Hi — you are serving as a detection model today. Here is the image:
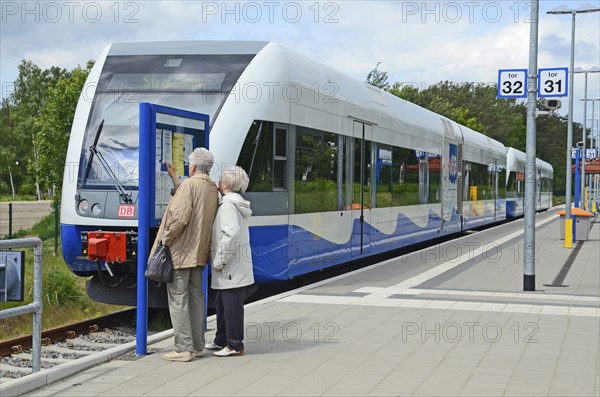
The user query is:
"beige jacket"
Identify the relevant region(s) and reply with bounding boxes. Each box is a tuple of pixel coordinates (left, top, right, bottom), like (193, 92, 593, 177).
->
(150, 173, 218, 270)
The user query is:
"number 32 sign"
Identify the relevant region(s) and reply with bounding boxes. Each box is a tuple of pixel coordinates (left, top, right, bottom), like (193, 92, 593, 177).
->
(498, 69, 527, 98)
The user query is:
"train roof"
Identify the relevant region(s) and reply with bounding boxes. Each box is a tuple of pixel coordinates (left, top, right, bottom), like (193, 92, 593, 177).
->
(108, 41, 269, 56)
(105, 40, 508, 159)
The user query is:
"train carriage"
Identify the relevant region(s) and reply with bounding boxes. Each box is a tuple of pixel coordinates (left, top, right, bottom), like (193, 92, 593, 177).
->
(61, 41, 524, 306)
(505, 147, 553, 218)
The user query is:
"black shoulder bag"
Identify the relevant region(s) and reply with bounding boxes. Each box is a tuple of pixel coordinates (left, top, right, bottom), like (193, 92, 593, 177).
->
(145, 242, 174, 283)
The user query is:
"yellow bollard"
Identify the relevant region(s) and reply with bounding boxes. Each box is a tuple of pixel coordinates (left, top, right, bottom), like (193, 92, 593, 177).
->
(564, 217, 573, 249)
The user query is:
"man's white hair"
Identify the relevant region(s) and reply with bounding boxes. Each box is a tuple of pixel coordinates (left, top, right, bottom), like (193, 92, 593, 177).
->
(222, 166, 249, 194)
(188, 147, 213, 174)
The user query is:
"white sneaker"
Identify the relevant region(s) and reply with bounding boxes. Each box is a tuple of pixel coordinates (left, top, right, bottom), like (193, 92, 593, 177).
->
(213, 346, 244, 357)
(205, 342, 224, 351)
(191, 350, 204, 357)
(162, 351, 192, 362)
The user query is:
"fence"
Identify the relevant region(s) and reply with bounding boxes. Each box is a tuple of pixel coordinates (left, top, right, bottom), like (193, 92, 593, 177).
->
(0, 201, 53, 238)
(0, 237, 44, 373)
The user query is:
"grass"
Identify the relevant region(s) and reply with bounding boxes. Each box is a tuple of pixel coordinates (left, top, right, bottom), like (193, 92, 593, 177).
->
(0, 195, 38, 202)
(0, 217, 126, 342)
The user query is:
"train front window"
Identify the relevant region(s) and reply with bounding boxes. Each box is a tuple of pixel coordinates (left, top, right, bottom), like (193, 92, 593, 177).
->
(78, 54, 254, 188)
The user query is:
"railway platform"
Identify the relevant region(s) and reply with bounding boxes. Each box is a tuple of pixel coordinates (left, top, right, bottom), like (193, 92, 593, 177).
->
(5, 208, 600, 396)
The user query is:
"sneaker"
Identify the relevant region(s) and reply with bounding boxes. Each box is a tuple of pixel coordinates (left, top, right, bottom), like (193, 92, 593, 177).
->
(162, 351, 192, 362)
(205, 342, 224, 351)
(213, 346, 244, 357)
(191, 350, 204, 357)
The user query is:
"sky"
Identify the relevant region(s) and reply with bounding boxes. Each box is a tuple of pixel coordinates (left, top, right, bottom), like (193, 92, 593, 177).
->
(1, 0, 599, 139)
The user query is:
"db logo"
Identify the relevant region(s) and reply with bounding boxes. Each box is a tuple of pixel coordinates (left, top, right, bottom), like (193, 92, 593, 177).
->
(118, 205, 135, 218)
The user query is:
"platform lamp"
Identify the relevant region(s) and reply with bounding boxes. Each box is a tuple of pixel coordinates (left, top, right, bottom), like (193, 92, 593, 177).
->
(547, 3, 600, 248)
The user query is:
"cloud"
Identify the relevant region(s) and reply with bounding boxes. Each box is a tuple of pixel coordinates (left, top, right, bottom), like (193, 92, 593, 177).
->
(1, 0, 598, 124)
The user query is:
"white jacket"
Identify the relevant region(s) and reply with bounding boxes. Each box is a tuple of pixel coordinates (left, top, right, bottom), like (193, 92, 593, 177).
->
(210, 192, 254, 290)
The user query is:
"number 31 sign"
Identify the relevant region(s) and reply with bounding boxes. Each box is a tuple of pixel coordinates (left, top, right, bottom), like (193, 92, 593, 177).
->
(538, 67, 568, 97)
(498, 69, 527, 98)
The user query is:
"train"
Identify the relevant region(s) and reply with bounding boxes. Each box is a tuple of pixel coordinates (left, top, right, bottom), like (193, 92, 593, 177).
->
(60, 41, 553, 306)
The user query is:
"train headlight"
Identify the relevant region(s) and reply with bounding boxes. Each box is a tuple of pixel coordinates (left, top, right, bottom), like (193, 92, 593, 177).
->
(78, 200, 90, 214)
(91, 203, 102, 216)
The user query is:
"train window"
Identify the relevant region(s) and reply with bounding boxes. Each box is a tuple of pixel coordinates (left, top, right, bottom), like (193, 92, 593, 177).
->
(237, 121, 274, 192)
(295, 127, 341, 214)
(466, 162, 493, 201)
(497, 168, 506, 199)
(79, 54, 255, 189)
(375, 145, 394, 208)
(428, 156, 441, 204)
(391, 147, 422, 206)
(274, 125, 287, 190)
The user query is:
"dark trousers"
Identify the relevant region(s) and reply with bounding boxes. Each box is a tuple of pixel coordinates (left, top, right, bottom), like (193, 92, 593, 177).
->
(214, 287, 246, 352)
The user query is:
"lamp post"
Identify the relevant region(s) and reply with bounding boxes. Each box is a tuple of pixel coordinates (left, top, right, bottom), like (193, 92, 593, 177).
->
(547, 3, 600, 247)
(576, 68, 600, 210)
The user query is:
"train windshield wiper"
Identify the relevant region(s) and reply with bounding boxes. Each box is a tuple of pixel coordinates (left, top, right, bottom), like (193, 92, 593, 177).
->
(82, 120, 132, 203)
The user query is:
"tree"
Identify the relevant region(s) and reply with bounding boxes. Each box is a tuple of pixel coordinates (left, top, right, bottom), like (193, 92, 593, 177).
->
(366, 62, 390, 91)
(34, 62, 93, 204)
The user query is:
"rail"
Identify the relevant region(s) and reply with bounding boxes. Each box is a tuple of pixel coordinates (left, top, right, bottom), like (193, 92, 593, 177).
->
(0, 237, 43, 373)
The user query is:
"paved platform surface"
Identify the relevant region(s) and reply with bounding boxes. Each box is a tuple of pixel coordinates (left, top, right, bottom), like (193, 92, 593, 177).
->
(15, 209, 600, 396)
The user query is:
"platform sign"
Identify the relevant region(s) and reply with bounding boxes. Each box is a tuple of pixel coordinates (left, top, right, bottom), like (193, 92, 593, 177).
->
(498, 69, 527, 98)
(586, 148, 598, 159)
(538, 67, 568, 98)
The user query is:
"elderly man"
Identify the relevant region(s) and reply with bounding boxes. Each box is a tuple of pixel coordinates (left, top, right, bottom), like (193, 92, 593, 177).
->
(150, 147, 218, 362)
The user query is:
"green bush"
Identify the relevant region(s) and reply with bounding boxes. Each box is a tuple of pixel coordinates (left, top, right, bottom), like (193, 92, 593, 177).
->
(44, 268, 87, 307)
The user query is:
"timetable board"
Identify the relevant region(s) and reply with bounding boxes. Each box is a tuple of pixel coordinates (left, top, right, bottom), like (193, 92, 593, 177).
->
(154, 121, 203, 220)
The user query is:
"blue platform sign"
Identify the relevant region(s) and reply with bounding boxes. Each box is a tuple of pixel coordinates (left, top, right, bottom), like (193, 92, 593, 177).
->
(538, 67, 568, 98)
(498, 69, 527, 98)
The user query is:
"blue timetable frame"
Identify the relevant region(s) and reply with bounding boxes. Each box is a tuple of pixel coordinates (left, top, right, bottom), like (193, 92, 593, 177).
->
(137, 103, 210, 355)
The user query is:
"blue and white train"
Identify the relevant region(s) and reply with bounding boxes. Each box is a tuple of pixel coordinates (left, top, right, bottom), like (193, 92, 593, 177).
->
(60, 41, 552, 306)
(505, 148, 554, 218)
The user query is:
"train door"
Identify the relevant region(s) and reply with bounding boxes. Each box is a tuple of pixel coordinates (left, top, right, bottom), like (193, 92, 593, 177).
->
(491, 159, 499, 220)
(349, 120, 372, 256)
(441, 120, 462, 234)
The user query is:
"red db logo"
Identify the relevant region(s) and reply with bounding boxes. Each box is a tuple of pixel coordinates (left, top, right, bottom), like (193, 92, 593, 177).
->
(118, 205, 135, 218)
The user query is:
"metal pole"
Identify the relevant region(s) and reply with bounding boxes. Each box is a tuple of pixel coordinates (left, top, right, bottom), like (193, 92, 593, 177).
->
(523, 0, 539, 291)
(581, 72, 588, 209)
(8, 165, 15, 200)
(137, 103, 151, 355)
(8, 202, 12, 239)
(563, 11, 576, 248)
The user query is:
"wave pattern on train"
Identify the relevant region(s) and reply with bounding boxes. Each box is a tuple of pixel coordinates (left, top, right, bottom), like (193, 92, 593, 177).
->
(60, 41, 553, 306)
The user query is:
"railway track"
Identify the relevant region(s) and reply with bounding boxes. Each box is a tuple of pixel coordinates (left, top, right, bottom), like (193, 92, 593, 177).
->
(0, 309, 138, 380)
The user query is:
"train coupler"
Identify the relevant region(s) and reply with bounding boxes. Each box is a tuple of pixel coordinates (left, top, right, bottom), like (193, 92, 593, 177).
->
(81, 231, 138, 263)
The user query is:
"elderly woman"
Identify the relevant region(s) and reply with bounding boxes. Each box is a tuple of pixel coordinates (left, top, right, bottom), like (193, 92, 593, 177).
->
(206, 166, 254, 357)
(151, 148, 218, 362)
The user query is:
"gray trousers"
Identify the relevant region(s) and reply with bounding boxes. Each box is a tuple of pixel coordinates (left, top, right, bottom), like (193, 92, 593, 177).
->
(167, 266, 205, 352)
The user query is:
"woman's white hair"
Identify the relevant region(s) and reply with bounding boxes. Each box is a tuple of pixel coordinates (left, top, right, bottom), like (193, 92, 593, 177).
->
(188, 147, 213, 174)
(222, 166, 250, 194)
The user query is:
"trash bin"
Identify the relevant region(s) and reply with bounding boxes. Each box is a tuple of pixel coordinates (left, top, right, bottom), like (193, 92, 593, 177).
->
(557, 208, 594, 241)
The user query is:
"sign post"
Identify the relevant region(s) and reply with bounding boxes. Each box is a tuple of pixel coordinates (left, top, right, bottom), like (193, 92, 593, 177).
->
(137, 103, 209, 355)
